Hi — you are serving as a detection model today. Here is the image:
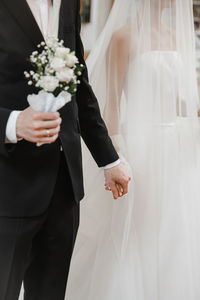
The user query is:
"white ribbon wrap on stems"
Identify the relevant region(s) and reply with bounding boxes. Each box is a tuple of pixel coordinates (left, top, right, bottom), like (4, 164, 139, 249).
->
(27, 90, 72, 146)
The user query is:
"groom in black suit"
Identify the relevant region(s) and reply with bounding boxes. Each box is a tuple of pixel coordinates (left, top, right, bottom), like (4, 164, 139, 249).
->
(0, 0, 130, 299)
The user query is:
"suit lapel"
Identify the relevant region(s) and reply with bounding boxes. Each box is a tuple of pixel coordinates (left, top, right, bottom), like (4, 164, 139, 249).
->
(2, 0, 44, 47)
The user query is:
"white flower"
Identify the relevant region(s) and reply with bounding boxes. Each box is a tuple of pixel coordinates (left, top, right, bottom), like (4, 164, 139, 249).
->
(56, 68, 74, 83)
(50, 57, 66, 72)
(24, 72, 30, 78)
(33, 74, 39, 80)
(38, 75, 59, 92)
(65, 54, 78, 68)
(55, 47, 70, 59)
(30, 57, 37, 63)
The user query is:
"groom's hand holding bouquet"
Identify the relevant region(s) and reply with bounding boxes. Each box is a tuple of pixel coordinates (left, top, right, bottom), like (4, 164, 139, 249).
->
(16, 38, 83, 146)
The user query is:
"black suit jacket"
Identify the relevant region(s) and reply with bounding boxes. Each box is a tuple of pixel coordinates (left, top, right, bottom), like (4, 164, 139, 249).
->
(0, 0, 118, 217)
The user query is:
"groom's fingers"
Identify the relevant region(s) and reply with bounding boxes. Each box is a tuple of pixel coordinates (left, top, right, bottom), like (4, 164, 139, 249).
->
(35, 134, 59, 144)
(32, 111, 60, 121)
(33, 118, 62, 130)
(34, 126, 61, 138)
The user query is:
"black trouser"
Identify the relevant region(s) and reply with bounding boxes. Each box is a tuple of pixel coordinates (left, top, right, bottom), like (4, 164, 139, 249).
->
(0, 153, 80, 300)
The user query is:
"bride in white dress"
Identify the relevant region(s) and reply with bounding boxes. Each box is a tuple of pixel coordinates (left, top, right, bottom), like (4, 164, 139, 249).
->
(66, 0, 200, 299)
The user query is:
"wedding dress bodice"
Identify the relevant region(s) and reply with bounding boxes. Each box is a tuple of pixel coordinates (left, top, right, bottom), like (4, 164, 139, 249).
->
(126, 51, 185, 124)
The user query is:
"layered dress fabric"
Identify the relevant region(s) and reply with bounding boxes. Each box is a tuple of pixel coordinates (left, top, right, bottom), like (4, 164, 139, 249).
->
(66, 1, 200, 299)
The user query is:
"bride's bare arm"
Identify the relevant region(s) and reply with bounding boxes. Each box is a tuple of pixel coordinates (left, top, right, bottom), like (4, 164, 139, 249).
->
(104, 26, 130, 140)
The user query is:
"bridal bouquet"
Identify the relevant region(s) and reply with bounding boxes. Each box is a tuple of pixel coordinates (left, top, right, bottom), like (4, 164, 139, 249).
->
(24, 38, 84, 145)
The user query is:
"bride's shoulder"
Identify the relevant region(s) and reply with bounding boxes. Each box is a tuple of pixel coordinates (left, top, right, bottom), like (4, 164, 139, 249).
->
(109, 22, 137, 55)
(112, 24, 130, 42)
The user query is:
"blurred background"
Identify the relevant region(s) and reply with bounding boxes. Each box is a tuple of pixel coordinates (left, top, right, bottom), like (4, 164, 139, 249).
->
(80, 0, 114, 58)
(80, 0, 200, 93)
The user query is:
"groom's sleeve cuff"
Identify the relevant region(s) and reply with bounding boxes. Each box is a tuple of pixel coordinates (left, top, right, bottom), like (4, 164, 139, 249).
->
(103, 159, 121, 170)
(6, 111, 22, 143)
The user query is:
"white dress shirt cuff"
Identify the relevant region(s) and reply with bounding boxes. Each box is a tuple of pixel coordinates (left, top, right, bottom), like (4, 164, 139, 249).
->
(6, 111, 22, 143)
(104, 159, 121, 170)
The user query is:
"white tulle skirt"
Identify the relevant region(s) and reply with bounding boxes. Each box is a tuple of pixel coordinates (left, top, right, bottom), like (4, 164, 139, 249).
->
(66, 117, 200, 300)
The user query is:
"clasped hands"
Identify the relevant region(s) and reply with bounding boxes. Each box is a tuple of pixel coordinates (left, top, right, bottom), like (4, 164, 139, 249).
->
(104, 163, 131, 200)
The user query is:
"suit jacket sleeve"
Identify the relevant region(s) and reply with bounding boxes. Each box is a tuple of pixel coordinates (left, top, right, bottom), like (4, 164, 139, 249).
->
(75, 1, 119, 167)
(0, 108, 12, 156)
